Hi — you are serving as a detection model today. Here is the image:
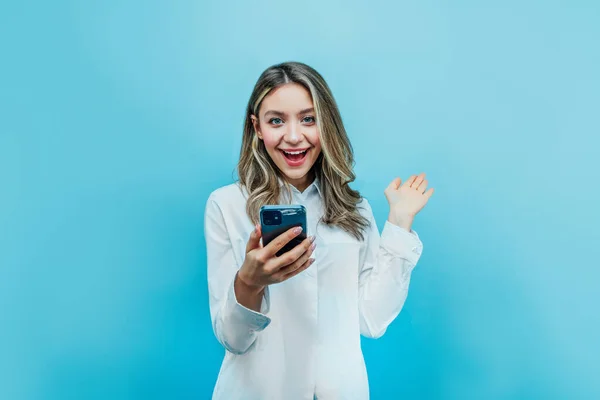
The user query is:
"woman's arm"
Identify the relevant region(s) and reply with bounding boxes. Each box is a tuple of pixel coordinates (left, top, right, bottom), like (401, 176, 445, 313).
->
(204, 194, 271, 355)
(357, 173, 432, 337)
(357, 200, 423, 338)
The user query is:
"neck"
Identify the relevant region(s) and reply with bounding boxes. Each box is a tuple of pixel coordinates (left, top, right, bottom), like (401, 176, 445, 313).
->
(285, 170, 315, 193)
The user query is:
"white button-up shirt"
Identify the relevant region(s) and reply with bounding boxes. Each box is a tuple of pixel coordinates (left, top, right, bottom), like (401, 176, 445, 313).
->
(204, 178, 423, 400)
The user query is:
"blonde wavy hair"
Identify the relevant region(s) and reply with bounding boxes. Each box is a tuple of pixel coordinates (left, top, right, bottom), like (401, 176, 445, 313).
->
(237, 61, 369, 241)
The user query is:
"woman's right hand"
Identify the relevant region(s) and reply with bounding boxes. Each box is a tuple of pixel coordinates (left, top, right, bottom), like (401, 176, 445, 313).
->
(237, 224, 316, 292)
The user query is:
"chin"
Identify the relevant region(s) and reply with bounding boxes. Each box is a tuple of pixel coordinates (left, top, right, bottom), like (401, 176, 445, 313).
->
(283, 169, 311, 180)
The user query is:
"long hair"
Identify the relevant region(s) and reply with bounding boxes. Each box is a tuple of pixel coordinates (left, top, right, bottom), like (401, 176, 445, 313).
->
(237, 61, 369, 241)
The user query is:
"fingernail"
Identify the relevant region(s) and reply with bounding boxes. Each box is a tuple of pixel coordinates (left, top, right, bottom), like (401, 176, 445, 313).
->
(294, 226, 303, 234)
(311, 243, 316, 251)
(310, 235, 316, 243)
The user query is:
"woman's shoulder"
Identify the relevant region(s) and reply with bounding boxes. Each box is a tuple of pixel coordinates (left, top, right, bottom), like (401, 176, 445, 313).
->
(356, 196, 374, 215)
(207, 181, 247, 208)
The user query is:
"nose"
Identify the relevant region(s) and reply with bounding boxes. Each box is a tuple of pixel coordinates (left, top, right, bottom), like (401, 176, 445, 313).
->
(284, 121, 302, 144)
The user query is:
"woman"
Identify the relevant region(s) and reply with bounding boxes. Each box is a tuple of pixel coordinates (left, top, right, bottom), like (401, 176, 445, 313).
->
(204, 61, 434, 400)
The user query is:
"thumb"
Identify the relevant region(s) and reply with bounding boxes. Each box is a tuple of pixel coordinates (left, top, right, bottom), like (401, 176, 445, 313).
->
(246, 224, 262, 253)
(385, 177, 402, 195)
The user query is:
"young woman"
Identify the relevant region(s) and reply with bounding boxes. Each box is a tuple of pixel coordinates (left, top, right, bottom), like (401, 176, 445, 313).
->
(204, 61, 434, 400)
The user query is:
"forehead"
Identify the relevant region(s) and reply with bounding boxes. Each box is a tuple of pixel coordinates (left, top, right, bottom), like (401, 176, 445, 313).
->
(260, 83, 313, 115)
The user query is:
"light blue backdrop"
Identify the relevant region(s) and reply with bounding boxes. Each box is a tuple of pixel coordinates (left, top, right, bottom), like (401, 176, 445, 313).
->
(2, 1, 599, 399)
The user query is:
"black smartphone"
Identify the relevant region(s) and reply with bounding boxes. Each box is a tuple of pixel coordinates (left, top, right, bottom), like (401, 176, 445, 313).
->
(259, 205, 307, 257)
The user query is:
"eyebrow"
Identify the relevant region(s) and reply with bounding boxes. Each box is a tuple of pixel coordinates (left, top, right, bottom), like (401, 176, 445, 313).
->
(263, 108, 315, 118)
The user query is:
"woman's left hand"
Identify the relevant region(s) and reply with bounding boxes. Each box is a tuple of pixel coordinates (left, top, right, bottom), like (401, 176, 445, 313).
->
(384, 172, 434, 231)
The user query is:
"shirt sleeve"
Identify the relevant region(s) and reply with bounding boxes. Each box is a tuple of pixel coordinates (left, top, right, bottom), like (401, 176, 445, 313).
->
(357, 199, 423, 338)
(204, 194, 271, 355)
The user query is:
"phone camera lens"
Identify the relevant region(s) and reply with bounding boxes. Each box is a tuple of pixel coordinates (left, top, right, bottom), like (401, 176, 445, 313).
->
(263, 210, 282, 226)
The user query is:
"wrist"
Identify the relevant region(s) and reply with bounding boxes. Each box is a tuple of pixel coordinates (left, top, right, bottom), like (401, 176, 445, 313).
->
(387, 212, 415, 231)
(236, 270, 265, 295)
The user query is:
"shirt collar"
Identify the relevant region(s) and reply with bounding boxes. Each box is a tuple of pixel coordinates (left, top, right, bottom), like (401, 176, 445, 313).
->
(278, 175, 323, 199)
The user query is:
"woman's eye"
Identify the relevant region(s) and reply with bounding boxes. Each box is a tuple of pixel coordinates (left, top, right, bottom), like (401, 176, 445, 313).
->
(269, 118, 284, 125)
(302, 116, 315, 123)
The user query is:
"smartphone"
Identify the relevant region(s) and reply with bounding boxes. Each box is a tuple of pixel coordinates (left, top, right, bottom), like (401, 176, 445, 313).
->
(260, 205, 307, 257)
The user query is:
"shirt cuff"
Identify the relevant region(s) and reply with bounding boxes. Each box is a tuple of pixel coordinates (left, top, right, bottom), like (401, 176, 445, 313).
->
(227, 273, 272, 332)
(380, 220, 423, 265)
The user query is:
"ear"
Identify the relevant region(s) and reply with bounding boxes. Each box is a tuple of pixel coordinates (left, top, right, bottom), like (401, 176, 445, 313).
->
(250, 115, 263, 140)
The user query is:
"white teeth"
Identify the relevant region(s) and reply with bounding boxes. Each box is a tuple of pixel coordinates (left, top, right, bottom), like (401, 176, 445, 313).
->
(283, 150, 307, 155)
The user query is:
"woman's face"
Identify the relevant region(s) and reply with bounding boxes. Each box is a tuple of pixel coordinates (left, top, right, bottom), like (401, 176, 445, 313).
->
(252, 83, 322, 191)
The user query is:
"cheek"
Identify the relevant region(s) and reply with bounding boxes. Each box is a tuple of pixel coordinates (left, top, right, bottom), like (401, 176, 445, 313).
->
(260, 129, 282, 150)
(307, 128, 321, 150)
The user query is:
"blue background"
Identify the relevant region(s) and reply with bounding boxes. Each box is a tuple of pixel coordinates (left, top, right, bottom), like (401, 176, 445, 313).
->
(2, 1, 599, 399)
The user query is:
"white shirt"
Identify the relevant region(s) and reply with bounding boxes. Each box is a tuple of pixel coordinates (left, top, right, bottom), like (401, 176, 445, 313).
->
(204, 178, 423, 400)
